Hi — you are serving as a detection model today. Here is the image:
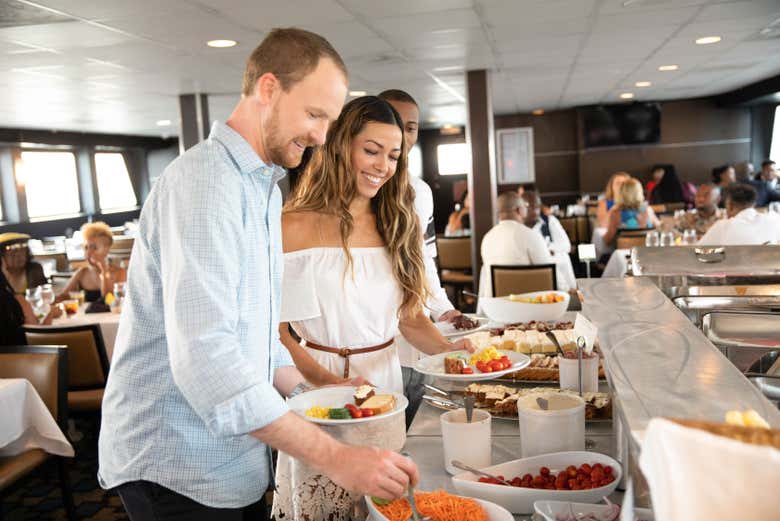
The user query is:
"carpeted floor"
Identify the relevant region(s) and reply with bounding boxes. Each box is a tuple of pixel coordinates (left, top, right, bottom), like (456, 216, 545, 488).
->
(1, 417, 128, 521)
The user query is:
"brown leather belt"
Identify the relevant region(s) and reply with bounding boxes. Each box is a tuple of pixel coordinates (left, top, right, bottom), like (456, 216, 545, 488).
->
(305, 339, 394, 378)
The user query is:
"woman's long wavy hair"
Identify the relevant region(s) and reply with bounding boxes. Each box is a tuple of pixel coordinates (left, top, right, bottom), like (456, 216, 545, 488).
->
(285, 96, 429, 319)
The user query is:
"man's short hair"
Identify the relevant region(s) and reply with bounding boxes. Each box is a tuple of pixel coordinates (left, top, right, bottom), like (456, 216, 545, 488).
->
(497, 191, 523, 214)
(725, 183, 757, 207)
(762, 160, 776, 169)
(242, 27, 347, 96)
(377, 89, 418, 108)
(521, 189, 541, 205)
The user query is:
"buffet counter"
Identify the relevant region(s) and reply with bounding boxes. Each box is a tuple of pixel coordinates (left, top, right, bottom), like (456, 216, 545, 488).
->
(578, 277, 780, 444)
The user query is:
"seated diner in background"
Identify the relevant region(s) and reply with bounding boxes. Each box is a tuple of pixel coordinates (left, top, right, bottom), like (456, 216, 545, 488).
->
(0, 232, 47, 295)
(596, 172, 629, 228)
(645, 164, 665, 200)
(648, 164, 695, 208)
(699, 183, 780, 245)
(445, 189, 470, 235)
(1, 269, 60, 346)
(603, 177, 661, 246)
(56, 221, 126, 303)
(677, 183, 723, 236)
(712, 164, 736, 207)
(754, 159, 777, 189)
(522, 190, 576, 291)
(747, 160, 780, 207)
(479, 191, 554, 297)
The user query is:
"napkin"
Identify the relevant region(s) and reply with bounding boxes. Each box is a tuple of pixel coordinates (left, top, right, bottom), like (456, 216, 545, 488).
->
(639, 418, 780, 521)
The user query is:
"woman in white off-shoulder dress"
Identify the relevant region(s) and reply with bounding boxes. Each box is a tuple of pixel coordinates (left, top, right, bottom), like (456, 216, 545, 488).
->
(271, 96, 473, 521)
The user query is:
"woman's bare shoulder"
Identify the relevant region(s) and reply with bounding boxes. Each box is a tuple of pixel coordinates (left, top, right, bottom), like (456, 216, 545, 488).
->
(282, 211, 325, 252)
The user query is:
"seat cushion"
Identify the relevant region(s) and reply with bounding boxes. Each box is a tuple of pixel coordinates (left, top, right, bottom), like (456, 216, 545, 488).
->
(68, 388, 104, 412)
(0, 449, 49, 491)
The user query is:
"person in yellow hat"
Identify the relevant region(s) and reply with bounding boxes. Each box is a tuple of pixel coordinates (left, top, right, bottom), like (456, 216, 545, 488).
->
(0, 233, 46, 295)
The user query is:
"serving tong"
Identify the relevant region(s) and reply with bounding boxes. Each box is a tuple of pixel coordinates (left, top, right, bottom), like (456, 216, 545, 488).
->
(400, 451, 431, 521)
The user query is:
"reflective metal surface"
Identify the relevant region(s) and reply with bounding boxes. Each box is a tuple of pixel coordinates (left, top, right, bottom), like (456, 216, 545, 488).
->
(702, 312, 780, 351)
(673, 295, 780, 327)
(630, 246, 780, 292)
(668, 284, 780, 298)
(579, 278, 780, 441)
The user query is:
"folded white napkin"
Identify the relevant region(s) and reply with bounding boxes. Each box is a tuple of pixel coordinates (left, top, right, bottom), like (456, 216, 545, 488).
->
(639, 418, 780, 521)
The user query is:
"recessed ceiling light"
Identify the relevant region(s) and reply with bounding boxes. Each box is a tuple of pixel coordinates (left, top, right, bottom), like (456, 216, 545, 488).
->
(532, 109, 544, 115)
(695, 35, 721, 45)
(348, 90, 367, 96)
(156, 119, 172, 126)
(207, 39, 237, 48)
(658, 64, 679, 71)
(620, 92, 635, 99)
(635, 81, 652, 87)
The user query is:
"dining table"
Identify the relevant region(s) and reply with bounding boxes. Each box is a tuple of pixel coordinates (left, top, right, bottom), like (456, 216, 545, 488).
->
(53, 306, 121, 360)
(0, 378, 74, 458)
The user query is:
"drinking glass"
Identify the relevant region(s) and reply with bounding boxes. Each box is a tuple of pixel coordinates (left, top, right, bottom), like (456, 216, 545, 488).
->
(660, 231, 675, 247)
(40, 284, 55, 306)
(683, 229, 698, 245)
(769, 202, 780, 214)
(645, 230, 660, 247)
(111, 282, 127, 313)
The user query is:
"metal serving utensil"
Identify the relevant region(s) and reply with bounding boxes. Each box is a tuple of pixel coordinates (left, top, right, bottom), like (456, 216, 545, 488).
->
(450, 460, 512, 486)
(400, 452, 431, 521)
(464, 394, 475, 422)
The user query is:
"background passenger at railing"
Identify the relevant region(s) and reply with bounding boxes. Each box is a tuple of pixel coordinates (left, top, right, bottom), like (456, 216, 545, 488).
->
(478, 191, 554, 297)
(699, 183, 780, 245)
(596, 172, 629, 228)
(603, 177, 660, 245)
(747, 159, 780, 207)
(446, 189, 470, 235)
(649, 164, 695, 207)
(522, 190, 576, 291)
(1, 268, 58, 345)
(0, 233, 47, 295)
(678, 183, 722, 235)
(56, 222, 126, 303)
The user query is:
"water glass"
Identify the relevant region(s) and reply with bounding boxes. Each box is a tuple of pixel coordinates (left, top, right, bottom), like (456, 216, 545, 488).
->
(769, 202, 780, 214)
(660, 231, 675, 247)
(40, 284, 55, 305)
(645, 230, 660, 247)
(69, 290, 85, 306)
(112, 282, 127, 313)
(683, 229, 698, 245)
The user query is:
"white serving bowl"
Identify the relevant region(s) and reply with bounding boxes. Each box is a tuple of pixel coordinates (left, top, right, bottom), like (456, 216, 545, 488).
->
(534, 500, 654, 521)
(365, 494, 513, 521)
(479, 291, 569, 324)
(451, 451, 622, 514)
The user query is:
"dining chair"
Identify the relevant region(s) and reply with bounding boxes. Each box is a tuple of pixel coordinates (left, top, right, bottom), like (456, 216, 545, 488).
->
(0, 345, 75, 521)
(558, 217, 578, 245)
(490, 264, 557, 298)
(436, 235, 474, 309)
(23, 324, 109, 414)
(616, 234, 649, 250)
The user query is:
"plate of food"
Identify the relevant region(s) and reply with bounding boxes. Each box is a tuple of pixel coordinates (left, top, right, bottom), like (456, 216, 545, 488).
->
(423, 384, 612, 422)
(289, 385, 407, 425)
(413, 347, 531, 382)
(493, 354, 607, 384)
(365, 490, 513, 521)
(480, 291, 569, 324)
(434, 314, 490, 338)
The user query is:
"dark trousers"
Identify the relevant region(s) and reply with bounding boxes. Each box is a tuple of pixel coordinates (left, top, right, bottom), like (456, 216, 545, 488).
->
(116, 481, 268, 521)
(402, 365, 428, 430)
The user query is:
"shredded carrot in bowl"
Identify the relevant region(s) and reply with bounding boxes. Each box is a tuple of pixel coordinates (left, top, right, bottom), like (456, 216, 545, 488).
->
(375, 490, 488, 521)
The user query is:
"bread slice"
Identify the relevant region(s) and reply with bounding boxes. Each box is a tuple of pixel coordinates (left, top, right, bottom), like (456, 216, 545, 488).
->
(668, 418, 780, 451)
(353, 385, 375, 406)
(360, 394, 396, 415)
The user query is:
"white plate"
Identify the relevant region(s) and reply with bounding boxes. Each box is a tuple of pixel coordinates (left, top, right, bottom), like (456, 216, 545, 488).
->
(434, 315, 491, 338)
(287, 386, 407, 425)
(365, 494, 513, 521)
(413, 350, 531, 382)
(480, 291, 569, 324)
(534, 500, 654, 521)
(451, 451, 622, 514)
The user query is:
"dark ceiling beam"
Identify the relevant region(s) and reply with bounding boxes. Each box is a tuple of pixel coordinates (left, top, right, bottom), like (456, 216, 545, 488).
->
(715, 74, 780, 107)
(0, 127, 177, 149)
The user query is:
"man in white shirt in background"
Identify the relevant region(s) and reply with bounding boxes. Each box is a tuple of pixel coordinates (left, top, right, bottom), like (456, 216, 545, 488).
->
(699, 183, 780, 245)
(479, 191, 555, 297)
(378, 89, 461, 428)
(522, 190, 576, 291)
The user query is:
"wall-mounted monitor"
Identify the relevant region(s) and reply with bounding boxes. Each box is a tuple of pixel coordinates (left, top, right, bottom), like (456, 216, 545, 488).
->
(581, 102, 661, 148)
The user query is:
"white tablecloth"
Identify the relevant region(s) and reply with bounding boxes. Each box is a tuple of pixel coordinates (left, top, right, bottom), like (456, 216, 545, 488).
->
(0, 379, 74, 457)
(591, 226, 613, 259)
(602, 248, 631, 278)
(53, 308, 121, 361)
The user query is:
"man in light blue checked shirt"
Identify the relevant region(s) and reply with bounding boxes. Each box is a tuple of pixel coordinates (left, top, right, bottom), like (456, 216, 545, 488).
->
(99, 28, 418, 521)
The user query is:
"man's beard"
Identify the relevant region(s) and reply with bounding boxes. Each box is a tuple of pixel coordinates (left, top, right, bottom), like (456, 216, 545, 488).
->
(263, 106, 305, 169)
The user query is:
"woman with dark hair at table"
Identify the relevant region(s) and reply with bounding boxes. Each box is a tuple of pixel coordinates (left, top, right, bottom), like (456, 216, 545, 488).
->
(0, 233, 47, 295)
(649, 164, 695, 207)
(0, 268, 59, 346)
